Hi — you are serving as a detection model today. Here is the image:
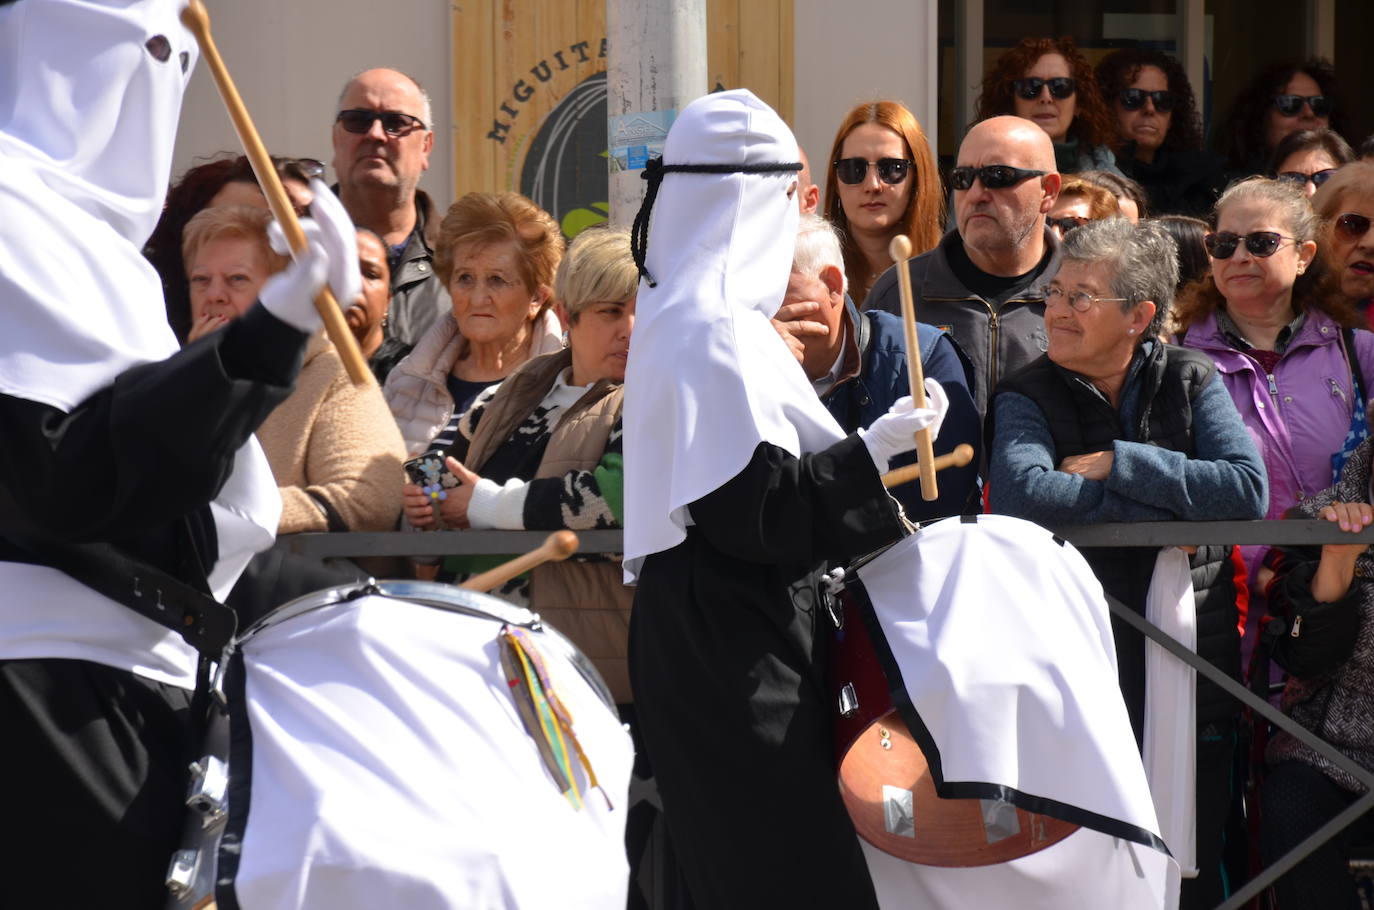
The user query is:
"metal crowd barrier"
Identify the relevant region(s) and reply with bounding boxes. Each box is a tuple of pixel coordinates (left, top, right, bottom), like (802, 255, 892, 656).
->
(287, 519, 1374, 910)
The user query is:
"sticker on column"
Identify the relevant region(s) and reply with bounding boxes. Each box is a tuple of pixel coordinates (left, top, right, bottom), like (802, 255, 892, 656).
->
(882, 785, 916, 838)
(609, 110, 675, 172)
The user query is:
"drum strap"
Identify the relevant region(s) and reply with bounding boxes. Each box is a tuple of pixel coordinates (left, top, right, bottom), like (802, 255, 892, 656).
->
(18, 537, 236, 657)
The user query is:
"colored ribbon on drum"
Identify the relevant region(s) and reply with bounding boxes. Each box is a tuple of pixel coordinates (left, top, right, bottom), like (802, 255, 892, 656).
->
(499, 624, 612, 810)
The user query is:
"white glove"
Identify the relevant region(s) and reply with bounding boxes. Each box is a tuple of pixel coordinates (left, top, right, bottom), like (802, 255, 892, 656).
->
(260, 220, 329, 333)
(304, 177, 362, 307)
(858, 378, 949, 473)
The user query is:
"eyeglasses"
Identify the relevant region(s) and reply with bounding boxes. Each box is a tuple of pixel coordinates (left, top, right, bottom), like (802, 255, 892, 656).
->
(1273, 94, 1332, 118)
(1045, 286, 1128, 312)
(834, 157, 914, 185)
(1118, 88, 1176, 113)
(948, 164, 1048, 191)
(1334, 213, 1374, 242)
(1047, 215, 1088, 235)
(1276, 168, 1336, 189)
(1013, 77, 1077, 100)
(1203, 231, 1293, 259)
(336, 109, 428, 136)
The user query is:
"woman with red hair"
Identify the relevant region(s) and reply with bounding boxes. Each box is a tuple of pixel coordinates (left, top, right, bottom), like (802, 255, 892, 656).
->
(975, 36, 1123, 178)
(823, 100, 944, 297)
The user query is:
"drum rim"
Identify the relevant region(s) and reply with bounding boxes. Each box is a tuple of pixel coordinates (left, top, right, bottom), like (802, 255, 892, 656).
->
(226, 579, 618, 712)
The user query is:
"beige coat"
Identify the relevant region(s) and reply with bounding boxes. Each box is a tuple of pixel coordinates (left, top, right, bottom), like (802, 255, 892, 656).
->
(257, 333, 407, 533)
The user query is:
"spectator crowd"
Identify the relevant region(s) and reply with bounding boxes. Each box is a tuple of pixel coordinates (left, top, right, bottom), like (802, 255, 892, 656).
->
(121, 41, 1374, 910)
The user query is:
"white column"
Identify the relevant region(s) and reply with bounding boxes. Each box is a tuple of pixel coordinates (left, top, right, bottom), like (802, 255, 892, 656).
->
(792, 0, 940, 192)
(605, 0, 707, 227)
(955, 0, 984, 152)
(1178, 0, 1206, 122)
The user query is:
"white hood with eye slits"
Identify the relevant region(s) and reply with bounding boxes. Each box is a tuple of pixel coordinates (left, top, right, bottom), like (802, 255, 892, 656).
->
(0, 0, 279, 686)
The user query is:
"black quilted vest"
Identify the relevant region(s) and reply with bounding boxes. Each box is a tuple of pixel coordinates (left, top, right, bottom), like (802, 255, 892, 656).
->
(1000, 344, 1240, 738)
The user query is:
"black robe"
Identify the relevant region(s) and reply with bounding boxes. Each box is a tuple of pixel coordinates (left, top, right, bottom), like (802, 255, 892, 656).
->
(0, 303, 303, 908)
(629, 434, 904, 909)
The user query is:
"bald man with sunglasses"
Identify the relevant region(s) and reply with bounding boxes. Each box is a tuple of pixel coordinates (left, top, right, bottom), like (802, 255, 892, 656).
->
(332, 68, 450, 353)
(865, 115, 1063, 420)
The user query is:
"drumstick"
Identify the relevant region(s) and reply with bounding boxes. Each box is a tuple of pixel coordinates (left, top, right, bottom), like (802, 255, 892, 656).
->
(459, 531, 580, 593)
(180, 0, 373, 387)
(882, 443, 974, 489)
(888, 235, 938, 501)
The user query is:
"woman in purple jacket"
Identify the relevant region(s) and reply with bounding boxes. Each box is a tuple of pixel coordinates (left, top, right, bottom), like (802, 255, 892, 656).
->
(1177, 177, 1374, 658)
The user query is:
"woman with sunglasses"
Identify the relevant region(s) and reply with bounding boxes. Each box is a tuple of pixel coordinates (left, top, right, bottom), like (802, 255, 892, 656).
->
(1095, 48, 1226, 218)
(1046, 175, 1121, 241)
(1268, 128, 1354, 200)
(1216, 59, 1346, 181)
(1177, 178, 1374, 666)
(822, 100, 943, 297)
(1313, 161, 1374, 329)
(974, 36, 1123, 178)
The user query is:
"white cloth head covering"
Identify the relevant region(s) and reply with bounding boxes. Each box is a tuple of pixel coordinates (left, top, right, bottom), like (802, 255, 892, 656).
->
(622, 89, 846, 581)
(0, 0, 276, 602)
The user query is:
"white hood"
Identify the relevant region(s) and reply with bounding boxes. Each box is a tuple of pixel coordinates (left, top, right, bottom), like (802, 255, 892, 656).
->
(622, 89, 846, 581)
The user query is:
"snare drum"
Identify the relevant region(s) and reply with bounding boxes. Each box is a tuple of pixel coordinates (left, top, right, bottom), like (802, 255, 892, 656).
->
(165, 580, 633, 910)
(825, 569, 1078, 867)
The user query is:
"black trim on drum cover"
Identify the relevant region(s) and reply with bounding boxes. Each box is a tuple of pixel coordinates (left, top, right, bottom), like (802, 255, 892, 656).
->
(850, 574, 1171, 857)
(214, 649, 254, 910)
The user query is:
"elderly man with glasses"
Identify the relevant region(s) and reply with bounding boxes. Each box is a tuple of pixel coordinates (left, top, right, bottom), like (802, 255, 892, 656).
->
(865, 115, 1062, 420)
(332, 68, 449, 353)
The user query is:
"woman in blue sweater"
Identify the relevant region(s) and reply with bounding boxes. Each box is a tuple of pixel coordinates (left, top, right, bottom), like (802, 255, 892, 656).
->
(989, 217, 1266, 909)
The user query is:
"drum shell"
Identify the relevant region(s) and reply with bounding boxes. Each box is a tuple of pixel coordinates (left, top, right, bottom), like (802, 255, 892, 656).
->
(165, 580, 631, 910)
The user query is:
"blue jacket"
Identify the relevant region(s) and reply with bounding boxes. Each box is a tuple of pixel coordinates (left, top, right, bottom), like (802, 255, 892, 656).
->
(823, 297, 981, 520)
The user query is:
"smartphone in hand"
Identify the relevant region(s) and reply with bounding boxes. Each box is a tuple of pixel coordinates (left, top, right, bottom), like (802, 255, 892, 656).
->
(404, 451, 460, 502)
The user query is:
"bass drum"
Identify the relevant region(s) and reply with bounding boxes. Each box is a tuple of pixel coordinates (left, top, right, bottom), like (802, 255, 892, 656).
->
(825, 569, 1078, 868)
(165, 580, 633, 910)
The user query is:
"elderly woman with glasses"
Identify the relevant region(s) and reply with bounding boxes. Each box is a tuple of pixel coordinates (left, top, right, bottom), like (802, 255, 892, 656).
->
(1095, 48, 1226, 218)
(822, 100, 944, 298)
(989, 218, 1266, 908)
(1312, 161, 1374, 328)
(974, 36, 1123, 177)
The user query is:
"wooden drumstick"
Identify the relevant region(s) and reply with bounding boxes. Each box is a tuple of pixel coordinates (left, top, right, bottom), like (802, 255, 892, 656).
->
(888, 234, 939, 501)
(180, 0, 373, 387)
(882, 443, 974, 489)
(459, 531, 580, 593)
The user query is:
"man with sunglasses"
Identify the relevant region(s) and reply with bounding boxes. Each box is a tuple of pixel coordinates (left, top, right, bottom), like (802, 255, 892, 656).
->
(865, 115, 1061, 421)
(332, 68, 449, 351)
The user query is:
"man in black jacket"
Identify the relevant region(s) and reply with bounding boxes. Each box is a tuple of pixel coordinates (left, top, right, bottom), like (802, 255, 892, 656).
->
(865, 115, 1062, 419)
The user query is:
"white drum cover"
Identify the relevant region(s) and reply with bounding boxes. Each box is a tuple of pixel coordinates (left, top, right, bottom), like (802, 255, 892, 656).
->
(226, 590, 633, 910)
(855, 515, 1176, 909)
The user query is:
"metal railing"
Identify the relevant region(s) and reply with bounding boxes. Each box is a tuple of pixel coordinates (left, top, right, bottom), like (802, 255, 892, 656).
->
(286, 519, 1374, 909)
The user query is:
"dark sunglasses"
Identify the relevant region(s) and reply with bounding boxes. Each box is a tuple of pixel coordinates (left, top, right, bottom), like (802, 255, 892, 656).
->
(948, 164, 1047, 191)
(336, 108, 428, 136)
(1013, 76, 1076, 100)
(1118, 88, 1176, 113)
(1047, 215, 1088, 235)
(1273, 94, 1332, 118)
(834, 157, 913, 185)
(1334, 213, 1374, 242)
(1276, 168, 1336, 189)
(1203, 230, 1292, 259)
